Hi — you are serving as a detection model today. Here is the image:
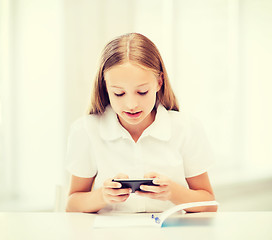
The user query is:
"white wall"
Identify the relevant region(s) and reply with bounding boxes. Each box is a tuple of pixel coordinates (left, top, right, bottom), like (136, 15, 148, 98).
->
(242, 0, 272, 171)
(1, 0, 65, 210)
(174, 0, 240, 175)
(1, 0, 272, 211)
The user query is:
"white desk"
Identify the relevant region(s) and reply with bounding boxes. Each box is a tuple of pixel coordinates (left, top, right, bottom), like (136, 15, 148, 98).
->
(1, 212, 271, 240)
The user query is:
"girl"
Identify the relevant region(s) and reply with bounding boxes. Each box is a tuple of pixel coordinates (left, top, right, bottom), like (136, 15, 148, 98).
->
(66, 33, 217, 213)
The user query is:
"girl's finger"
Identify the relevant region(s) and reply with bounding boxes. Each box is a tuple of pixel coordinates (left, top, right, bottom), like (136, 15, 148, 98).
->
(108, 194, 130, 203)
(105, 188, 132, 196)
(114, 173, 129, 179)
(140, 185, 168, 193)
(103, 178, 122, 189)
(152, 177, 169, 186)
(144, 172, 159, 179)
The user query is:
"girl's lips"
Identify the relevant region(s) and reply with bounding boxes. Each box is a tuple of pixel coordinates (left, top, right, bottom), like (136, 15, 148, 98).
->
(124, 111, 142, 118)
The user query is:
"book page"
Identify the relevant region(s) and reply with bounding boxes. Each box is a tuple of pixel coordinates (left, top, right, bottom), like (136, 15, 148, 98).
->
(93, 214, 157, 228)
(93, 201, 218, 228)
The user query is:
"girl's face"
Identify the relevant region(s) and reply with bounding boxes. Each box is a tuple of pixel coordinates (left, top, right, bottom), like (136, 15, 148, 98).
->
(104, 62, 162, 132)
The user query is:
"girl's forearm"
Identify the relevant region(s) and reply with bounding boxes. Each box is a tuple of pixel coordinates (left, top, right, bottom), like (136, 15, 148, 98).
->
(170, 181, 217, 212)
(66, 188, 107, 213)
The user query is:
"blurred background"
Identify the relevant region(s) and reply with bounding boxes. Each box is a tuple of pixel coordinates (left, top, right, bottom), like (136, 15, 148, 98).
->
(0, 0, 271, 212)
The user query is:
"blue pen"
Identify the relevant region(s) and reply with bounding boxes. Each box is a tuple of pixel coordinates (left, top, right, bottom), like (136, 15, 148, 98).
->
(151, 214, 161, 224)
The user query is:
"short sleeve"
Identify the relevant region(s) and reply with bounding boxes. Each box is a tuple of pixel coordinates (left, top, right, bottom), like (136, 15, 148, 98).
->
(181, 115, 214, 178)
(66, 117, 97, 178)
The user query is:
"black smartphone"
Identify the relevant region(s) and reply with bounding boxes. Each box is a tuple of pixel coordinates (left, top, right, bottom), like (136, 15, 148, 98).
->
(112, 179, 159, 193)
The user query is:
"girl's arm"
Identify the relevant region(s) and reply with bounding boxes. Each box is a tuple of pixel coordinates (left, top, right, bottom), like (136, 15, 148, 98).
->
(136, 172, 217, 212)
(172, 172, 217, 212)
(66, 174, 132, 213)
(66, 175, 106, 213)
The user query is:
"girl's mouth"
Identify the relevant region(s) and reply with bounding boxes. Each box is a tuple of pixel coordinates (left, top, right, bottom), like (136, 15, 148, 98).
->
(124, 111, 142, 118)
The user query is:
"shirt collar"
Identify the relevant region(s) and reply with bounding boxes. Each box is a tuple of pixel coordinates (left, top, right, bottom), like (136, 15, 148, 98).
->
(99, 104, 172, 141)
(141, 104, 171, 141)
(99, 105, 126, 141)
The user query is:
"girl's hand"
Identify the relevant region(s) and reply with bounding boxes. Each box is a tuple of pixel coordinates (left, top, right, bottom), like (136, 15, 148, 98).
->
(102, 173, 132, 204)
(135, 172, 172, 201)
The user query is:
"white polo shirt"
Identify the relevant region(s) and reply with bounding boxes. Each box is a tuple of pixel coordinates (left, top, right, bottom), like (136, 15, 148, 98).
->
(66, 104, 214, 213)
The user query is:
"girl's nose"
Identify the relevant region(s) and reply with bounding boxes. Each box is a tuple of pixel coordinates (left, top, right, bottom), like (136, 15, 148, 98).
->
(126, 95, 138, 110)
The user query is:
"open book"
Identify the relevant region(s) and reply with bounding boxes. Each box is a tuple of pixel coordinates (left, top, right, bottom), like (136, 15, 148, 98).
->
(93, 201, 218, 228)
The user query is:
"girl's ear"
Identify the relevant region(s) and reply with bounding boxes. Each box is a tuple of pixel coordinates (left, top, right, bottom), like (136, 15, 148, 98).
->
(157, 72, 163, 92)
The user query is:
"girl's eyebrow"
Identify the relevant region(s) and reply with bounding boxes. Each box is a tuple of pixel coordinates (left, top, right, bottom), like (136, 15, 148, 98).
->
(137, 83, 149, 87)
(109, 86, 123, 89)
(109, 83, 149, 89)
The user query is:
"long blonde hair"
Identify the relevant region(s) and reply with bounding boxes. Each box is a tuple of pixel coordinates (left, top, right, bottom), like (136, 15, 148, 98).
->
(89, 33, 179, 114)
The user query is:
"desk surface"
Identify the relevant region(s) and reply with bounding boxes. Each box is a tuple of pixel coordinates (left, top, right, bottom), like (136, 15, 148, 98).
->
(1, 211, 272, 240)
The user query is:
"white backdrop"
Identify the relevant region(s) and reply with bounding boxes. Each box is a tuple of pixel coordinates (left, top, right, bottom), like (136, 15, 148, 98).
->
(0, 0, 271, 211)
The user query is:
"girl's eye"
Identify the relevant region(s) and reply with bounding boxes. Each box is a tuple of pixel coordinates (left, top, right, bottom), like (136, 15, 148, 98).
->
(114, 93, 125, 97)
(138, 91, 148, 96)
